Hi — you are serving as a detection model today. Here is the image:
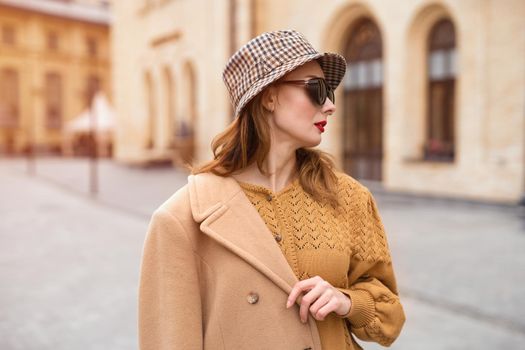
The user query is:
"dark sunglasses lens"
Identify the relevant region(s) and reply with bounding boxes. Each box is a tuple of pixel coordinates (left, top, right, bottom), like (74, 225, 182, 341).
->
(306, 81, 322, 105)
(320, 78, 335, 104)
(318, 79, 326, 104)
(307, 79, 324, 105)
(305, 78, 334, 105)
(328, 88, 335, 104)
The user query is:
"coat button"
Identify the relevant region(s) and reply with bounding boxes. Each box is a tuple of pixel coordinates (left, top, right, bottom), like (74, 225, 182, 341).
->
(274, 234, 282, 242)
(247, 292, 259, 304)
(303, 347, 312, 350)
(266, 194, 273, 201)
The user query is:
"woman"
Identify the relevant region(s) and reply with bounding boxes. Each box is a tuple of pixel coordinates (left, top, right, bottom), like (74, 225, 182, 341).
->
(139, 30, 405, 350)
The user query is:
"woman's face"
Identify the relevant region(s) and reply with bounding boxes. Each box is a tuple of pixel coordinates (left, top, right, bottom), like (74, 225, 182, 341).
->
(266, 60, 336, 149)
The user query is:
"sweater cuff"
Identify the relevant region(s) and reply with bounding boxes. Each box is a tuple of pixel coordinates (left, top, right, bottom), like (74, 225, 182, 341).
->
(335, 288, 376, 327)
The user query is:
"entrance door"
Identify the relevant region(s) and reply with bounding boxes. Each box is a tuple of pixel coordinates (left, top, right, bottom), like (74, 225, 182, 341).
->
(343, 18, 383, 181)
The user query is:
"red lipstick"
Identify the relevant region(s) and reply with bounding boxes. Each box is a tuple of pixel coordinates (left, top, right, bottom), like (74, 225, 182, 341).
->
(314, 121, 327, 133)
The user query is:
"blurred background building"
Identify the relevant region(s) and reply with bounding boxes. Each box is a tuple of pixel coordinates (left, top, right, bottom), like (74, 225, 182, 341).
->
(1, 0, 524, 204)
(0, 0, 111, 156)
(112, 0, 525, 203)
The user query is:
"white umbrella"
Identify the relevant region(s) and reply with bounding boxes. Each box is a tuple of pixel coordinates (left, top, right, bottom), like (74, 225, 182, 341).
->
(65, 92, 115, 133)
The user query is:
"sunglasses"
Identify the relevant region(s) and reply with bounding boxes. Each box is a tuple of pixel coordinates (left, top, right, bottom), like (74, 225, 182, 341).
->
(274, 77, 335, 106)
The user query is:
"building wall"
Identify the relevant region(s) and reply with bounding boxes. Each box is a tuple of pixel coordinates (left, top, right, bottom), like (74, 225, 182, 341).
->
(0, 2, 111, 154)
(112, 0, 525, 203)
(112, 0, 234, 164)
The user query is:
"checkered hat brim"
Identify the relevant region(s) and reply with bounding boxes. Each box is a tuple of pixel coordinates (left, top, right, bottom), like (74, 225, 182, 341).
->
(222, 30, 347, 118)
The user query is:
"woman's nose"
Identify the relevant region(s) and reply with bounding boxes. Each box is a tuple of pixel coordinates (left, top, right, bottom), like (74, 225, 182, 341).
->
(322, 98, 336, 116)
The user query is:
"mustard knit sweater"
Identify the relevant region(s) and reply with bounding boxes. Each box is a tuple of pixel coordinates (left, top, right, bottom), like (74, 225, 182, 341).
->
(237, 172, 405, 350)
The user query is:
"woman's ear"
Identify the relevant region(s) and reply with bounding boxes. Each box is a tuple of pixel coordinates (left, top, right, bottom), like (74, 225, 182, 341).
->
(261, 86, 277, 112)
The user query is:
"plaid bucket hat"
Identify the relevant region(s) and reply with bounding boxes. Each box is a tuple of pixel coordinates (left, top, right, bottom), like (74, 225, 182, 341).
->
(222, 30, 347, 118)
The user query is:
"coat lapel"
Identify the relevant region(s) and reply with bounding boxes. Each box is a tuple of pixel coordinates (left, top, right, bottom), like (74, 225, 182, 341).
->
(188, 173, 299, 294)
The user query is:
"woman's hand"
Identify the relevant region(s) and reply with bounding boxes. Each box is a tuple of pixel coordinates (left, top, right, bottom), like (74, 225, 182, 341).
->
(286, 275, 351, 323)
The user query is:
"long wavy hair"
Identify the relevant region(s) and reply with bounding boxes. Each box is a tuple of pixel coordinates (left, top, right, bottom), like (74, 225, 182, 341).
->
(192, 88, 340, 206)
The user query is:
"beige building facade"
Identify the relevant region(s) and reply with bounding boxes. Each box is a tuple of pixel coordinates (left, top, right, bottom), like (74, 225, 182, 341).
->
(112, 0, 525, 203)
(0, 0, 111, 155)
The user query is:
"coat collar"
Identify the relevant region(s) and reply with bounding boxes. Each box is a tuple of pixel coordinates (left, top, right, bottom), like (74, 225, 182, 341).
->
(188, 173, 300, 294)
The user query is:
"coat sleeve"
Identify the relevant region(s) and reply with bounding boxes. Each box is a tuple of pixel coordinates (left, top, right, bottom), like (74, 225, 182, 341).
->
(335, 189, 406, 347)
(138, 208, 203, 350)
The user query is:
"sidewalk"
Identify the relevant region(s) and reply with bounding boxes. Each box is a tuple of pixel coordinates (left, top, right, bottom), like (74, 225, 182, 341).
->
(0, 156, 189, 218)
(1, 157, 524, 349)
(0, 158, 150, 350)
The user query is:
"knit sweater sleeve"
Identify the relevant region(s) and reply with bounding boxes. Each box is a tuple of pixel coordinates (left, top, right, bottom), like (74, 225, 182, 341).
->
(335, 185, 406, 347)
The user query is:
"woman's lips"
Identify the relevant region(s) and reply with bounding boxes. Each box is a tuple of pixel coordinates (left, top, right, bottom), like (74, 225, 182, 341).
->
(314, 121, 327, 133)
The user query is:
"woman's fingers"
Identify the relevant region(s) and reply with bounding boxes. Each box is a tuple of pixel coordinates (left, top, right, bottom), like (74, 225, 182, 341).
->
(288, 276, 352, 322)
(286, 276, 322, 308)
(309, 288, 334, 320)
(299, 282, 326, 322)
(314, 296, 339, 321)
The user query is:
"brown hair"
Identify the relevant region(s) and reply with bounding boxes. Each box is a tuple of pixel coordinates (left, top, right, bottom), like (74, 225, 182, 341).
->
(192, 90, 340, 206)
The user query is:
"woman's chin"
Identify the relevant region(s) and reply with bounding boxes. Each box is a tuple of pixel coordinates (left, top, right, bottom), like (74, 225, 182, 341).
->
(300, 137, 322, 149)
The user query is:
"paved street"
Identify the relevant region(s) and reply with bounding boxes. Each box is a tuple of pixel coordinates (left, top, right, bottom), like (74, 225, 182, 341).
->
(1, 157, 524, 349)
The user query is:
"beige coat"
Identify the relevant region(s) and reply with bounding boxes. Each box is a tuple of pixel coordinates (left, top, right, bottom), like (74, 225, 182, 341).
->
(139, 172, 391, 349)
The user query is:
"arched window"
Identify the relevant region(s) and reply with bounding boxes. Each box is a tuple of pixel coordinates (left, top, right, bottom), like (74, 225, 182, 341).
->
(45, 72, 62, 129)
(343, 18, 384, 180)
(176, 62, 197, 163)
(162, 67, 175, 148)
(144, 72, 156, 149)
(0, 68, 19, 128)
(182, 62, 197, 136)
(425, 19, 456, 161)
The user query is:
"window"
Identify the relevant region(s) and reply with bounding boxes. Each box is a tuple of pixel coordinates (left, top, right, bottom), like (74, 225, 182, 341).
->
(1, 25, 16, 46)
(425, 19, 456, 162)
(344, 21, 383, 91)
(144, 71, 156, 149)
(45, 73, 62, 129)
(47, 31, 59, 51)
(0, 69, 19, 128)
(86, 36, 98, 57)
